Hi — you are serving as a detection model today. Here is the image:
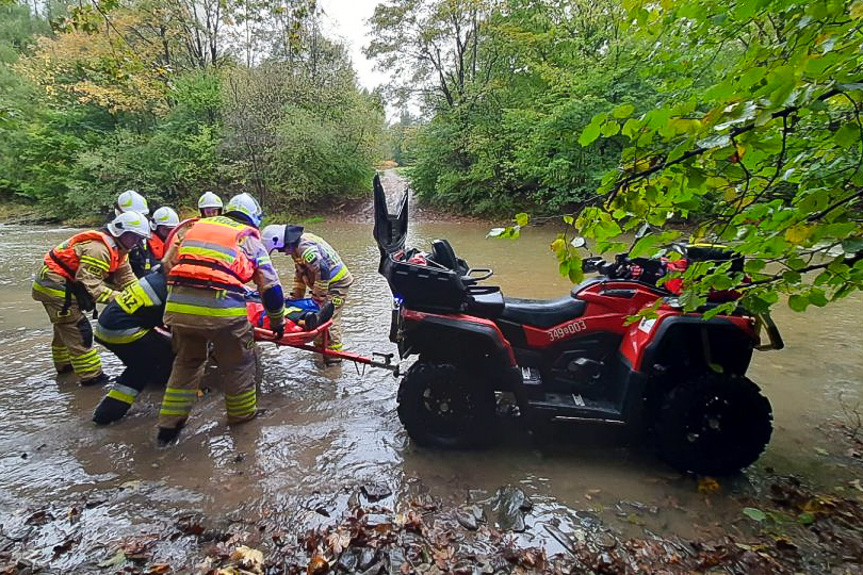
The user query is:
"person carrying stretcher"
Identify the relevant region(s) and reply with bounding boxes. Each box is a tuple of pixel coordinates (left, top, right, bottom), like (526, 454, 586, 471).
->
(92, 269, 334, 425)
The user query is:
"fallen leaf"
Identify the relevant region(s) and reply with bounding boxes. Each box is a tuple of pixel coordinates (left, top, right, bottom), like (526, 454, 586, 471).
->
(742, 507, 767, 522)
(698, 477, 721, 495)
(98, 550, 127, 569)
(146, 564, 171, 574)
(229, 545, 264, 572)
(307, 555, 329, 575)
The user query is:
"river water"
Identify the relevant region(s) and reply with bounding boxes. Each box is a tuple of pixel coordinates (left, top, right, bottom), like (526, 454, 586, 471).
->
(0, 215, 861, 567)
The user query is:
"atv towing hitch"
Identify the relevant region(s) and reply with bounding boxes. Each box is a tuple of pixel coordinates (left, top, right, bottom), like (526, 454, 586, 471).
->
(253, 327, 400, 376)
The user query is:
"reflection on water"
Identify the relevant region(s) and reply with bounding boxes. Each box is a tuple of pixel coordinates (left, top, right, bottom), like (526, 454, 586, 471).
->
(0, 219, 861, 560)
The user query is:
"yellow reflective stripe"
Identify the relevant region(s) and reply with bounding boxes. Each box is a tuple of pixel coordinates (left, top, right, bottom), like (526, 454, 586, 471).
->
(227, 398, 256, 413)
(179, 245, 236, 264)
(71, 356, 101, 370)
(164, 387, 198, 397)
(95, 326, 150, 344)
(32, 280, 66, 299)
(256, 254, 272, 267)
(165, 302, 247, 317)
(206, 217, 247, 231)
(96, 291, 114, 304)
(80, 256, 110, 272)
(107, 390, 136, 405)
(330, 266, 348, 282)
(328, 343, 344, 351)
(51, 346, 70, 360)
(225, 389, 255, 405)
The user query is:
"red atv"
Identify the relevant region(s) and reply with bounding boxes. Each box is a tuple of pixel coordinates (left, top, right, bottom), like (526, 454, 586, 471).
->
(373, 177, 784, 475)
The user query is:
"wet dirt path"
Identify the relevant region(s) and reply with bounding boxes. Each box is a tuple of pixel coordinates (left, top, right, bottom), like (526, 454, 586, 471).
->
(0, 176, 861, 569)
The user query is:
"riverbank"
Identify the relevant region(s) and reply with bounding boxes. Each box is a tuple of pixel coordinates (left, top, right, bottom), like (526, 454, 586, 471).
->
(2, 468, 862, 574)
(0, 171, 498, 229)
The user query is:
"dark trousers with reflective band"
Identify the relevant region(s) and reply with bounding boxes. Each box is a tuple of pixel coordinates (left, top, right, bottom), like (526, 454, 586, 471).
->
(158, 318, 257, 428)
(314, 281, 351, 350)
(96, 330, 174, 404)
(39, 298, 102, 380)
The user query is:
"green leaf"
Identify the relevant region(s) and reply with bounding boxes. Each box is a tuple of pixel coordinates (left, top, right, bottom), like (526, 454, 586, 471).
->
(579, 122, 602, 146)
(579, 113, 608, 147)
(630, 234, 661, 258)
(797, 512, 816, 525)
(788, 294, 809, 312)
(809, 289, 828, 307)
(667, 140, 690, 163)
(696, 134, 731, 149)
(515, 212, 529, 227)
(563, 215, 574, 225)
(834, 123, 860, 148)
(742, 507, 767, 522)
(602, 120, 621, 137)
(613, 103, 635, 118)
(622, 118, 641, 137)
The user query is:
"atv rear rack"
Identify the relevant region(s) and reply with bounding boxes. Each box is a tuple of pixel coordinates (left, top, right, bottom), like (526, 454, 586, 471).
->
(253, 323, 400, 376)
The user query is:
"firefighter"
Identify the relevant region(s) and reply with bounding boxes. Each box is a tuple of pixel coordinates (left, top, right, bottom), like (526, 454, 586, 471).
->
(149, 207, 179, 262)
(198, 191, 223, 217)
(93, 269, 334, 426)
(156, 193, 285, 444)
(261, 225, 353, 354)
(115, 190, 155, 278)
(92, 271, 173, 424)
(32, 212, 150, 386)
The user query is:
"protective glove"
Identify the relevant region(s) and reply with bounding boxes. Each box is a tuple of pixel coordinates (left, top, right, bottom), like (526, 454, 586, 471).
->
(270, 318, 285, 341)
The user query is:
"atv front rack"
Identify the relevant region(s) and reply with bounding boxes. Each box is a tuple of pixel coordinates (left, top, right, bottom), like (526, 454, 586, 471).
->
(253, 322, 400, 376)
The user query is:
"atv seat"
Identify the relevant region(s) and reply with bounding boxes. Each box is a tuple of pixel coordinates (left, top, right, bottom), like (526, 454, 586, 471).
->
(500, 297, 586, 329)
(428, 239, 469, 275)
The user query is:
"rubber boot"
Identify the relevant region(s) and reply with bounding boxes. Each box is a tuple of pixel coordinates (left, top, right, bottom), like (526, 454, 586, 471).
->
(56, 365, 73, 375)
(80, 372, 110, 387)
(303, 302, 335, 331)
(92, 396, 131, 425)
(157, 425, 183, 446)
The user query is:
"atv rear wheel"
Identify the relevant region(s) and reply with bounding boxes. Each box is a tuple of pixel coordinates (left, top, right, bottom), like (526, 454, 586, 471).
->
(655, 374, 772, 475)
(397, 362, 497, 449)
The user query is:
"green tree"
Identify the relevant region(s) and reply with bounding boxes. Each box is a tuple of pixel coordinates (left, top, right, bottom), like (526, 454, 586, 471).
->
(560, 0, 863, 313)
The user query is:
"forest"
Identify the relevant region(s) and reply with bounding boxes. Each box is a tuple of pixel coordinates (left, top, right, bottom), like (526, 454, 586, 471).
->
(0, 0, 386, 216)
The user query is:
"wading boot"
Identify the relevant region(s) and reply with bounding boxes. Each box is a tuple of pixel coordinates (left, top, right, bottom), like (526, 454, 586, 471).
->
(80, 372, 110, 387)
(93, 395, 132, 425)
(157, 425, 184, 446)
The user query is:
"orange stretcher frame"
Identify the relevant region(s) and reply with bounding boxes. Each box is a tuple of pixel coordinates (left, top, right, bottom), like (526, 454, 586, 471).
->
(252, 321, 399, 375)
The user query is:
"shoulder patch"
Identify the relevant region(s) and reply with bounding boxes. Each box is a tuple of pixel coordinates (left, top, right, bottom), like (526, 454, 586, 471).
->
(302, 248, 316, 263)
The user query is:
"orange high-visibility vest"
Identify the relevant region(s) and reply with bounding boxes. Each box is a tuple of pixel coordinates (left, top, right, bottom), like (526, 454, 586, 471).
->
(44, 230, 124, 280)
(149, 236, 166, 261)
(167, 216, 258, 292)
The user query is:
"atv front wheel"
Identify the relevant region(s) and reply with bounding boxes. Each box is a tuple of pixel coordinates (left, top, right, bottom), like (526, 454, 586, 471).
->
(397, 362, 497, 449)
(655, 374, 773, 475)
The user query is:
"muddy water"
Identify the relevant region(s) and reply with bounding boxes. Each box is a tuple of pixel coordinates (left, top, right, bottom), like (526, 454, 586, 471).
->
(1, 219, 861, 565)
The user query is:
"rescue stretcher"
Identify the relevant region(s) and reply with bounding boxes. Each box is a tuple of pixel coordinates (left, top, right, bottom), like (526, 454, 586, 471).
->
(247, 299, 399, 375)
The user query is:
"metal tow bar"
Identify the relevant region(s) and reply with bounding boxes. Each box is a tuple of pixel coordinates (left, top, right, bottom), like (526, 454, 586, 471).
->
(252, 326, 400, 377)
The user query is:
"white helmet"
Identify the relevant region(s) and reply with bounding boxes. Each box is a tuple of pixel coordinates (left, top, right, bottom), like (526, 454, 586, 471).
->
(261, 224, 304, 253)
(107, 211, 151, 239)
(225, 193, 263, 228)
(115, 190, 149, 215)
(150, 206, 180, 231)
(198, 191, 223, 210)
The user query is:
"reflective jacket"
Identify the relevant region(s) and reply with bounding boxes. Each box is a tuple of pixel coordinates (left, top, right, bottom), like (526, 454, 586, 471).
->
(291, 233, 353, 300)
(34, 230, 135, 305)
(167, 216, 258, 292)
(165, 216, 280, 321)
(95, 272, 167, 345)
(44, 230, 124, 281)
